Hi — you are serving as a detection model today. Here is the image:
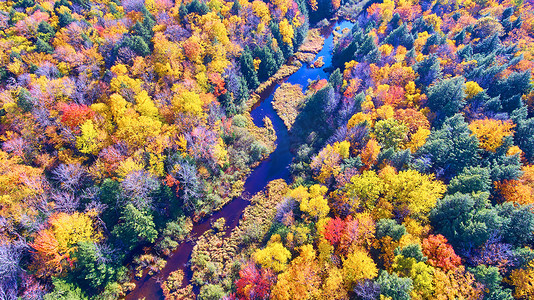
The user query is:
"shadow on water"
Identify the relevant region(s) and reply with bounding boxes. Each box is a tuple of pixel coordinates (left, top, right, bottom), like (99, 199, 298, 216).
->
(125, 20, 353, 300)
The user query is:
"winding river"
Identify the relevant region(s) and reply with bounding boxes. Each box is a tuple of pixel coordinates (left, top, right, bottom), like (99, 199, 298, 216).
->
(125, 19, 354, 300)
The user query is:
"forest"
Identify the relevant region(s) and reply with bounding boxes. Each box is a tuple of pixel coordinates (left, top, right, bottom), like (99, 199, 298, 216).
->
(1, 0, 534, 298)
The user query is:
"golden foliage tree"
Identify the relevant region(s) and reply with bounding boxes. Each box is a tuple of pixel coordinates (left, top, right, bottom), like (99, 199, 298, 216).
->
(469, 118, 515, 152)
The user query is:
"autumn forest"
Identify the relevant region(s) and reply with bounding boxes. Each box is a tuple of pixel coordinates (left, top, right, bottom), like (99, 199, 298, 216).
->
(2, 0, 534, 298)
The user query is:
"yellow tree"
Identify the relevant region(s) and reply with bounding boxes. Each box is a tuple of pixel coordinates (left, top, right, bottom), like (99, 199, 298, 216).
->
(321, 267, 348, 299)
(410, 262, 435, 299)
(310, 144, 342, 184)
(465, 81, 483, 99)
(433, 266, 484, 300)
(469, 118, 515, 152)
(271, 245, 322, 300)
(345, 170, 385, 212)
(253, 240, 292, 273)
(172, 90, 205, 117)
(291, 184, 330, 220)
(0, 150, 45, 226)
(507, 260, 534, 299)
(76, 120, 105, 155)
(135, 90, 160, 118)
(342, 248, 378, 289)
(279, 19, 294, 46)
(380, 169, 446, 222)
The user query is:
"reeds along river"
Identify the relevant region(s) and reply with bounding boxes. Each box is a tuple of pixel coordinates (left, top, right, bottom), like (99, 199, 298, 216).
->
(125, 19, 354, 300)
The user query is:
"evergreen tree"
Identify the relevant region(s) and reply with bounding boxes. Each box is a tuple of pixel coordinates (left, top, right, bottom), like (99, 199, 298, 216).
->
(239, 48, 259, 90)
(71, 242, 116, 291)
(417, 114, 479, 178)
(426, 76, 465, 122)
(448, 166, 491, 194)
(35, 38, 54, 54)
(430, 192, 500, 249)
(111, 203, 158, 251)
(256, 46, 277, 81)
(413, 54, 442, 88)
(231, 0, 241, 15)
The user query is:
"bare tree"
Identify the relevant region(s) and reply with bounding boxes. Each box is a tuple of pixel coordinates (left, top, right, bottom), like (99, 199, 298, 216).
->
(0, 241, 25, 300)
(52, 163, 88, 193)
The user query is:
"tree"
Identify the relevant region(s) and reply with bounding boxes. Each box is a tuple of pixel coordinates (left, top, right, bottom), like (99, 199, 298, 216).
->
(256, 46, 277, 81)
(469, 119, 515, 152)
(433, 266, 484, 299)
(413, 54, 441, 87)
(291, 184, 329, 220)
(43, 278, 88, 300)
(278, 19, 294, 46)
(176, 160, 204, 213)
(35, 38, 54, 54)
(0, 242, 23, 298)
(60, 103, 95, 129)
(345, 171, 385, 212)
(376, 270, 413, 300)
(120, 170, 160, 210)
(342, 248, 378, 289)
(173, 91, 204, 116)
(360, 138, 381, 168)
(495, 165, 534, 205)
(76, 120, 102, 155)
(417, 114, 480, 178)
(472, 265, 512, 299)
(52, 163, 88, 193)
(353, 279, 380, 300)
(409, 261, 435, 299)
(506, 260, 534, 299)
(373, 119, 408, 150)
(426, 76, 466, 123)
(496, 202, 534, 247)
(379, 169, 446, 221)
(489, 71, 531, 113)
(253, 241, 291, 273)
(71, 242, 116, 291)
(323, 217, 345, 246)
(430, 192, 500, 250)
(231, 0, 241, 14)
(123, 35, 150, 57)
(199, 284, 226, 300)
(240, 48, 259, 90)
(310, 144, 342, 185)
(235, 263, 275, 300)
(375, 219, 406, 241)
(111, 203, 157, 251)
(392, 244, 427, 278)
(271, 245, 321, 300)
(321, 267, 348, 299)
(421, 234, 461, 271)
(448, 166, 491, 194)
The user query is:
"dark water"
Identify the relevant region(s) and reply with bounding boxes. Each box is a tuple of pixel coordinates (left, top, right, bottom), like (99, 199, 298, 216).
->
(125, 20, 353, 300)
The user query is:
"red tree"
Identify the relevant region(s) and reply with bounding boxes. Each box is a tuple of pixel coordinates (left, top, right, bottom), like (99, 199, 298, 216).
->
(235, 262, 275, 300)
(59, 103, 95, 129)
(324, 217, 346, 246)
(422, 234, 461, 271)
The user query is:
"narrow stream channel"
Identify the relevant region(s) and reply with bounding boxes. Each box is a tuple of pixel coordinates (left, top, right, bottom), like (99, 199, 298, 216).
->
(125, 19, 354, 300)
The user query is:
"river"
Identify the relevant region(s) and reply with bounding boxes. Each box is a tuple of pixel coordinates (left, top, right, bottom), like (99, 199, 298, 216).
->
(125, 19, 354, 300)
